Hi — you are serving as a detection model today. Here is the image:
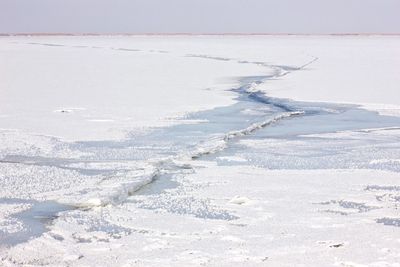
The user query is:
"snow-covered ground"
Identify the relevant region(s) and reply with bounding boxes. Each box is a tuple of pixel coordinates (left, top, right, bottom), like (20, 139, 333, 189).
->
(1, 35, 400, 266)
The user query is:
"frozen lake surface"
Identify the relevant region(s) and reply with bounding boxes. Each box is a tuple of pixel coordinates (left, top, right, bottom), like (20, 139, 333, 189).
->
(1, 35, 400, 266)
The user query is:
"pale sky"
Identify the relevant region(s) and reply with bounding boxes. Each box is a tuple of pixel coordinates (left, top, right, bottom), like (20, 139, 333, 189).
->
(1, 0, 399, 34)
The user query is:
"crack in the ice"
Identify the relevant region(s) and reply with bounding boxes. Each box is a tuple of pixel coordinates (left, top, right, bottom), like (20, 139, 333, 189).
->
(0, 50, 320, 246)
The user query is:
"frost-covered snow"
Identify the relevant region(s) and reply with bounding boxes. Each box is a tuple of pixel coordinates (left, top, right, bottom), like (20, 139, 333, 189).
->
(1, 35, 400, 266)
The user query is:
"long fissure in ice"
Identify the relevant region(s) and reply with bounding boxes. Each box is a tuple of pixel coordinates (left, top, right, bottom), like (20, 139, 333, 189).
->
(3, 52, 400, 248)
(0, 57, 319, 246)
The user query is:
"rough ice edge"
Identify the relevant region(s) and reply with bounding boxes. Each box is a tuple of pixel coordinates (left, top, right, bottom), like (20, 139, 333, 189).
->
(72, 110, 304, 208)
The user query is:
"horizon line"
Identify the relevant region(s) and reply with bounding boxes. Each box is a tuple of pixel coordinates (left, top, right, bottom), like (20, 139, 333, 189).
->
(1, 32, 400, 37)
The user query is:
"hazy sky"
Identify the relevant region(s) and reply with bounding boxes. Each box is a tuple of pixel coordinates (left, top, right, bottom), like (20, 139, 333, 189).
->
(1, 0, 399, 34)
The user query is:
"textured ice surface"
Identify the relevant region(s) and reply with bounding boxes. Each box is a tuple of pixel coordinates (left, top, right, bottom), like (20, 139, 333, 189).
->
(1, 36, 400, 266)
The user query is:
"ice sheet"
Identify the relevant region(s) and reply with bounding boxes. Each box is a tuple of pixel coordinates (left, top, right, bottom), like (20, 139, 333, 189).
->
(1, 35, 400, 266)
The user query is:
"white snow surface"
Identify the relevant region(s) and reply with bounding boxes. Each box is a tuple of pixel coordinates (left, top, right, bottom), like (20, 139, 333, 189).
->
(254, 36, 400, 113)
(1, 35, 400, 266)
(1, 35, 399, 142)
(0, 36, 270, 141)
